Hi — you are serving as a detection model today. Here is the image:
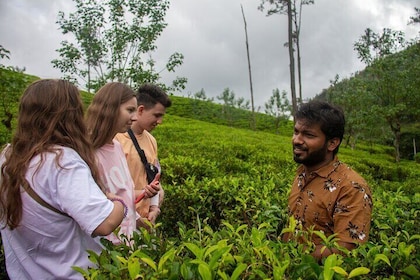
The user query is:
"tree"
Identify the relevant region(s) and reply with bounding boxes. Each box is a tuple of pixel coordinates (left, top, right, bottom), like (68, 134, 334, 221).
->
(322, 74, 389, 149)
(409, 7, 420, 25)
(354, 28, 419, 161)
(241, 4, 256, 130)
(258, 0, 314, 117)
(235, 96, 250, 110)
(52, 0, 186, 93)
(293, 0, 313, 103)
(217, 88, 237, 126)
(217, 88, 235, 107)
(193, 88, 213, 102)
(264, 88, 291, 134)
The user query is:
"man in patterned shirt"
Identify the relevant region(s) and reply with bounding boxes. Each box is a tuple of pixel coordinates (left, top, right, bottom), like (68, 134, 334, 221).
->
(284, 100, 373, 260)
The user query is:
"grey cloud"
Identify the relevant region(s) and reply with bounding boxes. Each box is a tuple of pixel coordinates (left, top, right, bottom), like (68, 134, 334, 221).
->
(1, 0, 418, 109)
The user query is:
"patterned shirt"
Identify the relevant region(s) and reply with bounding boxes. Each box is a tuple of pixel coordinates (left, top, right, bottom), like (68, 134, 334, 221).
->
(287, 156, 373, 245)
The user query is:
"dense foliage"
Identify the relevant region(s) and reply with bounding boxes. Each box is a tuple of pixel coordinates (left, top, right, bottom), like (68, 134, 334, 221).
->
(318, 43, 420, 161)
(73, 115, 420, 279)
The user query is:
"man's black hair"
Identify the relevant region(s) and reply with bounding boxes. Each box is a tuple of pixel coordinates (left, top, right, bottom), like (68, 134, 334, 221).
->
(295, 100, 345, 155)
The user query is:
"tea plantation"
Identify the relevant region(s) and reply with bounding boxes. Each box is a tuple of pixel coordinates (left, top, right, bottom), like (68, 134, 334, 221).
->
(1, 84, 419, 279)
(76, 114, 419, 279)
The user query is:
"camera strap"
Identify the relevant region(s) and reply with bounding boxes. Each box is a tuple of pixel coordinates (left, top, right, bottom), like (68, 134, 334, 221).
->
(127, 128, 148, 168)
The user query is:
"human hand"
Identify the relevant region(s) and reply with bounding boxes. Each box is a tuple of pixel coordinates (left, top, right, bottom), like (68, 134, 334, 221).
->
(147, 205, 161, 223)
(144, 173, 161, 198)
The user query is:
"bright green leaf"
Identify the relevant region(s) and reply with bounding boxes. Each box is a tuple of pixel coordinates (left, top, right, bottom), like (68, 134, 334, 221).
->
(348, 267, 370, 278)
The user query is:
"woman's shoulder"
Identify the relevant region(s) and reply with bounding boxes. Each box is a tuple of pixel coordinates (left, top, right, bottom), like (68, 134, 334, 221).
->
(40, 146, 87, 169)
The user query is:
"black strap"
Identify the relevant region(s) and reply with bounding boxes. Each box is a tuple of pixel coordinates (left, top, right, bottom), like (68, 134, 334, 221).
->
(127, 128, 148, 166)
(24, 185, 70, 217)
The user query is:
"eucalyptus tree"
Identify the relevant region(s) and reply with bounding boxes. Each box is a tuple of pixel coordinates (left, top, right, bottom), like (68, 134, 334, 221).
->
(354, 28, 419, 161)
(52, 0, 186, 93)
(258, 0, 314, 117)
(241, 4, 256, 130)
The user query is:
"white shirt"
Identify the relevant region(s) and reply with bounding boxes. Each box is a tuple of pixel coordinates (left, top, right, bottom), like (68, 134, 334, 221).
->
(0, 146, 114, 279)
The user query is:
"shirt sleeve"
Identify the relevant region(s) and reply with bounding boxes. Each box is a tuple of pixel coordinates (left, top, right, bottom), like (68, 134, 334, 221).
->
(54, 150, 114, 235)
(333, 180, 372, 244)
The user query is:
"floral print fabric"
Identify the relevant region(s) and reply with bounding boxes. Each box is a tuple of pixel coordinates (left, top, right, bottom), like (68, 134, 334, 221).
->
(287, 156, 373, 245)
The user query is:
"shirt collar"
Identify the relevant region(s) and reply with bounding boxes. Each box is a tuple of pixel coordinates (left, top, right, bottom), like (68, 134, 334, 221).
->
(297, 156, 341, 179)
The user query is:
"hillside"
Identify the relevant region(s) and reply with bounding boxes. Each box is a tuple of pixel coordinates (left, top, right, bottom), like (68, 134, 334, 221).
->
(315, 43, 420, 161)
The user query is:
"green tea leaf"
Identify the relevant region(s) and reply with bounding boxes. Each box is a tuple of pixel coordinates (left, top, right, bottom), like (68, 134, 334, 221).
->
(348, 267, 370, 278)
(402, 264, 420, 277)
(128, 258, 140, 279)
(230, 263, 247, 280)
(373, 254, 391, 266)
(198, 263, 212, 280)
(332, 266, 348, 276)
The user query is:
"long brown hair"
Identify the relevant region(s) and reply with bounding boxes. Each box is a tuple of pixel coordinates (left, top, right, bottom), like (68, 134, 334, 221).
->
(0, 79, 103, 229)
(85, 82, 136, 149)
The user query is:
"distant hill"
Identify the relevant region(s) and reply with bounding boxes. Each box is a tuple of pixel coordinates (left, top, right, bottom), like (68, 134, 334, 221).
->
(2, 44, 419, 161)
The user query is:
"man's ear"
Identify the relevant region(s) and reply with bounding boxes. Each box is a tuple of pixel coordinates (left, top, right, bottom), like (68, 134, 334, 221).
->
(137, 105, 145, 114)
(328, 137, 341, 152)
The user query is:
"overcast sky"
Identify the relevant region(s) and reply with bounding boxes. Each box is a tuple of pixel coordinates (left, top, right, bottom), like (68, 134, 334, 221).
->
(1, 0, 418, 110)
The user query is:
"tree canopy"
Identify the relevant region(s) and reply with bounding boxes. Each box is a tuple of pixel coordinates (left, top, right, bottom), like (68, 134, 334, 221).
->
(52, 0, 186, 93)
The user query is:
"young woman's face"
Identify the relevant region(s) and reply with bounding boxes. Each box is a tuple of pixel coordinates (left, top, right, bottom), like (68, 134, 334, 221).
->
(115, 97, 138, 134)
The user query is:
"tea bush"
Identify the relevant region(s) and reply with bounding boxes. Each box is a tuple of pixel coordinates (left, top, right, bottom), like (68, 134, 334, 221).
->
(73, 115, 420, 279)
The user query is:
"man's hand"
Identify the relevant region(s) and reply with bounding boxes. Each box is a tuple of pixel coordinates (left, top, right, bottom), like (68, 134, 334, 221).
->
(144, 173, 161, 198)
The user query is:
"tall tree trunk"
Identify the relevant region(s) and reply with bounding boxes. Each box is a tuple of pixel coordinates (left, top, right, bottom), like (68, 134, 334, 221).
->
(389, 118, 401, 162)
(295, 0, 303, 103)
(87, 62, 91, 94)
(296, 33, 302, 103)
(287, 0, 297, 118)
(241, 5, 256, 130)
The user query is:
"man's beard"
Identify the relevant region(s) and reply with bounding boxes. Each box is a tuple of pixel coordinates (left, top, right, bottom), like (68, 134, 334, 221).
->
(293, 142, 328, 167)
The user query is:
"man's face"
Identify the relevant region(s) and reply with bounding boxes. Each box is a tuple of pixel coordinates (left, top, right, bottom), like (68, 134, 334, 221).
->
(132, 103, 167, 132)
(292, 120, 329, 168)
